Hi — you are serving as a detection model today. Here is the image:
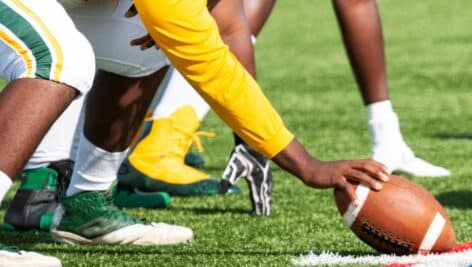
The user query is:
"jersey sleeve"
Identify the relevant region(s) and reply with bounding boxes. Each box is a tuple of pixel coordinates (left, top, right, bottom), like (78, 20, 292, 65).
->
(134, 0, 294, 158)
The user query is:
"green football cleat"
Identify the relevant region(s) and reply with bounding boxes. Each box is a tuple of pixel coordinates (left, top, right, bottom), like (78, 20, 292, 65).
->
(112, 183, 171, 209)
(4, 160, 173, 231)
(184, 152, 205, 169)
(3, 160, 72, 231)
(0, 243, 61, 267)
(51, 191, 193, 245)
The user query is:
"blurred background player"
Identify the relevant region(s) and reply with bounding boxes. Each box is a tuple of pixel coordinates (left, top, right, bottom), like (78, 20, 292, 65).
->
(0, 0, 95, 265)
(331, 0, 449, 177)
(224, 0, 450, 178)
(240, 0, 449, 177)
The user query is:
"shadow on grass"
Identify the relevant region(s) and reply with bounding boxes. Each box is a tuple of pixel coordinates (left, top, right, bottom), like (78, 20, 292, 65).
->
(435, 190, 472, 209)
(433, 133, 472, 140)
(0, 229, 53, 245)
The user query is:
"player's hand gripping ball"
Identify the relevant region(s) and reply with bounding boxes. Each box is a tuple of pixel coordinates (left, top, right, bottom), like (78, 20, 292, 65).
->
(334, 175, 456, 255)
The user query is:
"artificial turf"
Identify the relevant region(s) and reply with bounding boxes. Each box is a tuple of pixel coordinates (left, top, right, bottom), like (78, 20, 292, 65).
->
(1, 0, 471, 266)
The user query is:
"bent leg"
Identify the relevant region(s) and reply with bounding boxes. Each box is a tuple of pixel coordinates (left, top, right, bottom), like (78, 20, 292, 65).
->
(0, 80, 77, 179)
(0, 0, 94, 263)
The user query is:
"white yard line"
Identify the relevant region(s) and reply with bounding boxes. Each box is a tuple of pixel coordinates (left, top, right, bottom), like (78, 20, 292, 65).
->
(291, 250, 472, 266)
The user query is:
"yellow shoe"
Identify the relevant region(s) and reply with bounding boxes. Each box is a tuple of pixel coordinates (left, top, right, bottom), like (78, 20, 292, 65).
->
(118, 105, 240, 196)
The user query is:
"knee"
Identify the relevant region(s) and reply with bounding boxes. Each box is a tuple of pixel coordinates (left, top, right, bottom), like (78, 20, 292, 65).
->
(59, 31, 96, 95)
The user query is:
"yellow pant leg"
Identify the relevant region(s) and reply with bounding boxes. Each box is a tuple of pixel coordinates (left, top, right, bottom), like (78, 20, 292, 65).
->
(134, 0, 293, 158)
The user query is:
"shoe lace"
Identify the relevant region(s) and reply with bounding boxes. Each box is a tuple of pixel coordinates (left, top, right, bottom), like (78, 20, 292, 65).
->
(138, 129, 216, 162)
(189, 131, 216, 153)
(171, 123, 216, 153)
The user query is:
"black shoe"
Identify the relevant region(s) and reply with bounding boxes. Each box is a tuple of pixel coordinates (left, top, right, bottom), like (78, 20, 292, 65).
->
(220, 143, 272, 215)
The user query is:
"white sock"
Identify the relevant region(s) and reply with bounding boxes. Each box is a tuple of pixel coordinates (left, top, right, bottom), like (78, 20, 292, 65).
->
(151, 66, 210, 120)
(66, 134, 129, 196)
(366, 100, 404, 145)
(0, 171, 13, 206)
(366, 100, 395, 122)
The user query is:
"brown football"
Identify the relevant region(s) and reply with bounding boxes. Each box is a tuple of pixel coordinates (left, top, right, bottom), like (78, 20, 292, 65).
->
(333, 175, 456, 255)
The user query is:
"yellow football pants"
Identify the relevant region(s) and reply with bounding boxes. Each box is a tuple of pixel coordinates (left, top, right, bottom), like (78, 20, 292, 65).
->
(134, 0, 293, 158)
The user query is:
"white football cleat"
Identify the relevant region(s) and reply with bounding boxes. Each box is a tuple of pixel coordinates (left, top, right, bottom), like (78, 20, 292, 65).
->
(0, 244, 61, 267)
(369, 114, 450, 178)
(52, 221, 194, 246)
(373, 145, 451, 178)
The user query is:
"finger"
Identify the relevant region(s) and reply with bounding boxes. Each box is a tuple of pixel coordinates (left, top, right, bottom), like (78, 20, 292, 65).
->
(335, 177, 359, 206)
(351, 159, 389, 181)
(130, 35, 150, 46)
(125, 5, 138, 17)
(353, 158, 388, 171)
(140, 38, 156, 50)
(368, 159, 390, 175)
(346, 169, 383, 191)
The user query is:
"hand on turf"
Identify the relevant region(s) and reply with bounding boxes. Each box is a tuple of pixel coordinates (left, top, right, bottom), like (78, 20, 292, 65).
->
(124, 5, 159, 50)
(306, 159, 389, 205)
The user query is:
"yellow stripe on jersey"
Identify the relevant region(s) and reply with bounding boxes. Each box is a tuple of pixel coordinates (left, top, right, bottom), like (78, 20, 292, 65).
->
(0, 26, 35, 77)
(9, 0, 64, 81)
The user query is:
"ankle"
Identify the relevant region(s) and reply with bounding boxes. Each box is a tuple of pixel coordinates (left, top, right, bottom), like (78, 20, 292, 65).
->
(66, 135, 128, 197)
(366, 100, 395, 122)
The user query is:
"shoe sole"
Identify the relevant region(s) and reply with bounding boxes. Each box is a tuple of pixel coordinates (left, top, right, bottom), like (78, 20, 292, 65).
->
(0, 251, 62, 267)
(51, 229, 93, 245)
(51, 224, 193, 246)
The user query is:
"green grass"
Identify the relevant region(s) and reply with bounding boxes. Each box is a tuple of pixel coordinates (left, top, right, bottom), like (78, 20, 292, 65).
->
(1, 0, 472, 266)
